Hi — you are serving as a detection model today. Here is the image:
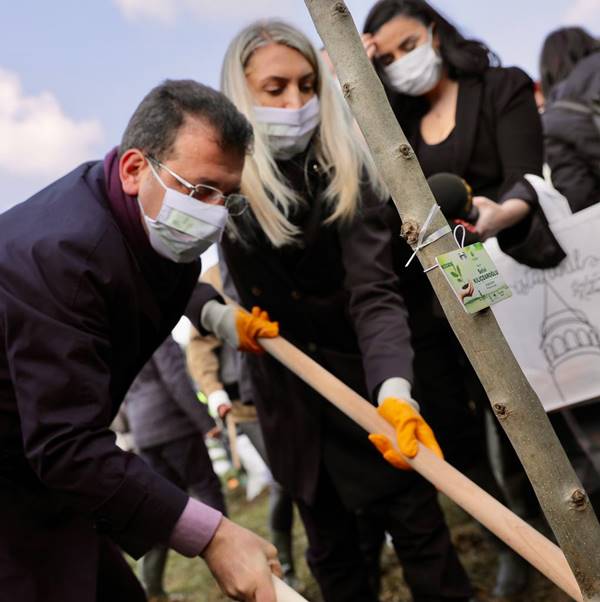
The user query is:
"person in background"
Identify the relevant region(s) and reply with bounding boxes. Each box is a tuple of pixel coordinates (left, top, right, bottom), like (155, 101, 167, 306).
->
(0, 78, 282, 602)
(124, 334, 226, 602)
(361, 1, 563, 596)
(187, 265, 303, 591)
(363, 0, 564, 268)
(540, 27, 600, 213)
(218, 19, 474, 602)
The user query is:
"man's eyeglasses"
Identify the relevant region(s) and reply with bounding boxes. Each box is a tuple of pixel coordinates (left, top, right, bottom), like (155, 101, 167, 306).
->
(146, 155, 248, 217)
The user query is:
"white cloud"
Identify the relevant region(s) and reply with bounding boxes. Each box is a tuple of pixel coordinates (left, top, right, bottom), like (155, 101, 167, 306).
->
(563, 0, 600, 25)
(113, 0, 177, 24)
(114, 0, 288, 25)
(0, 69, 103, 177)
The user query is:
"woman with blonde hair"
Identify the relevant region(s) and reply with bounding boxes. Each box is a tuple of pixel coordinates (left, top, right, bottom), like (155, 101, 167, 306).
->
(218, 19, 473, 602)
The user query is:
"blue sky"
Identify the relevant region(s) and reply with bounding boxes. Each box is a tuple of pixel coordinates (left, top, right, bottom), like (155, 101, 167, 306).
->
(1, 0, 599, 213)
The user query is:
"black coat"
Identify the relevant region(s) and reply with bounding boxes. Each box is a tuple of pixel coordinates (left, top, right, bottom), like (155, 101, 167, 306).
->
(221, 152, 417, 508)
(543, 51, 600, 213)
(393, 66, 565, 269)
(0, 160, 218, 596)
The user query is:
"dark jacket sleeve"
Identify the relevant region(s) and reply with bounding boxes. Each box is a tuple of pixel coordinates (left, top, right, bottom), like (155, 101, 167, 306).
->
(4, 245, 188, 559)
(218, 252, 255, 404)
(491, 67, 544, 201)
(490, 67, 566, 268)
(543, 106, 600, 212)
(339, 186, 414, 398)
(152, 336, 216, 435)
(184, 281, 224, 334)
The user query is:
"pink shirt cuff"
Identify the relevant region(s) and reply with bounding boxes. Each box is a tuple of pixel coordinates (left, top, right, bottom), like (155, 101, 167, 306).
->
(169, 497, 223, 557)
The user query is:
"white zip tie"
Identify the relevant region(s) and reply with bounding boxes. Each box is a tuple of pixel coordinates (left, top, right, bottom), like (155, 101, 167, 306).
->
(404, 205, 467, 273)
(405, 204, 451, 269)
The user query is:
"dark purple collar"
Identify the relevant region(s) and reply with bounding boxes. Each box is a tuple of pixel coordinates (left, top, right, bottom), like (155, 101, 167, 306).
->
(103, 146, 154, 260)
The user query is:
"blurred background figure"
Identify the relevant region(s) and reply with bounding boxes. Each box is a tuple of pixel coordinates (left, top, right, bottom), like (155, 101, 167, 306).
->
(124, 334, 226, 602)
(540, 26, 600, 213)
(186, 265, 303, 591)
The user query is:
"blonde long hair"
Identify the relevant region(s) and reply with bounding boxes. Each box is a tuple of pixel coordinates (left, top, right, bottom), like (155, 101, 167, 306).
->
(221, 20, 386, 247)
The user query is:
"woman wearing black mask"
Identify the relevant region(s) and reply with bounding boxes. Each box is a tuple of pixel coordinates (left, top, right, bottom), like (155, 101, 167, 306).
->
(361, 1, 563, 597)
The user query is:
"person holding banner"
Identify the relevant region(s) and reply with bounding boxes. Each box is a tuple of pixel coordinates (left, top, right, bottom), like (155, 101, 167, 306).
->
(218, 19, 474, 602)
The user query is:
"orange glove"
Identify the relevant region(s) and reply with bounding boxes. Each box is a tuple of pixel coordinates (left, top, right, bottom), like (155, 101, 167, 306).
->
(368, 398, 443, 470)
(236, 306, 279, 353)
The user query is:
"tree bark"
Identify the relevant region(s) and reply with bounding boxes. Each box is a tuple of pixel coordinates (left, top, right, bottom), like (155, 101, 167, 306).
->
(304, 0, 600, 598)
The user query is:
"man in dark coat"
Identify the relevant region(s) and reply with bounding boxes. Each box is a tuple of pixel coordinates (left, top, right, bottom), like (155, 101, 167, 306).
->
(0, 79, 280, 602)
(124, 334, 226, 602)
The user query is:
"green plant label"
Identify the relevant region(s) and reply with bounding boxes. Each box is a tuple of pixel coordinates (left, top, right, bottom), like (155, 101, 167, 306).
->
(436, 242, 512, 314)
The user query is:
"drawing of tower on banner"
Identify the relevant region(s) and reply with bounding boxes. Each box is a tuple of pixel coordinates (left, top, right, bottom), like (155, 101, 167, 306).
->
(540, 281, 600, 401)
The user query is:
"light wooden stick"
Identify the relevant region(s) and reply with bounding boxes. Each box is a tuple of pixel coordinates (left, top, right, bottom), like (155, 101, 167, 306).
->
(260, 335, 583, 602)
(225, 413, 241, 470)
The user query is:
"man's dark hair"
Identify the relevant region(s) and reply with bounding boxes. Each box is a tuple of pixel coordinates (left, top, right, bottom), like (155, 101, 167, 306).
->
(540, 27, 600, 97)
(119, 79, 253, 160)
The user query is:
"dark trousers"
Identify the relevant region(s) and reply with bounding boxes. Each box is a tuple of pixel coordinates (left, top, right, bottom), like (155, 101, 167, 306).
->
(138, 434, 226, 597)
(295, 467, 472, 602)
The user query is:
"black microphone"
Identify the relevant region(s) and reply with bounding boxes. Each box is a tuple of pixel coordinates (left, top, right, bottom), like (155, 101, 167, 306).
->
(427, 172, 479, 223)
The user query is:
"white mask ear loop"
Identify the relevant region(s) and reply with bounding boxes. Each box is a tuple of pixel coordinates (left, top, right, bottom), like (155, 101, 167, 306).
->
(146, 158, 168, 191)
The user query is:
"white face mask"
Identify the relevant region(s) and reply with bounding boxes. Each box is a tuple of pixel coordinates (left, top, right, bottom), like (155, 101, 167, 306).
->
(253, 95, 321, 160)
(384, 26, 442, 96)
(141, 160, 228, 263)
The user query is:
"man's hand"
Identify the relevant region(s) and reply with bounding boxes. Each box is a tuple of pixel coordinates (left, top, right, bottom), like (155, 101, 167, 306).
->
(205, 426, 222, 439)
(369, 398, 443, 470)
(218, 404, 232, 420)
(203, 517, 282, 602)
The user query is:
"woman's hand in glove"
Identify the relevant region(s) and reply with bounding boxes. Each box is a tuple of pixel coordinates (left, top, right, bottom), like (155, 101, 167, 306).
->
(368, 398, 443, 470)
(201, 300, 279, 353)
(236, 306, 279, 353)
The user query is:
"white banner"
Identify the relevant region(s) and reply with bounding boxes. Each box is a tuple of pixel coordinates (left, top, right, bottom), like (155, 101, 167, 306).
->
(486, 176, 600, 412)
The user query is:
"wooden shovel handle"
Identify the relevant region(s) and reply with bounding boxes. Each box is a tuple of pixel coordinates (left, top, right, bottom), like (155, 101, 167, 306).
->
(273, 576, 309, 601)
(260, 335, 583, 602)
